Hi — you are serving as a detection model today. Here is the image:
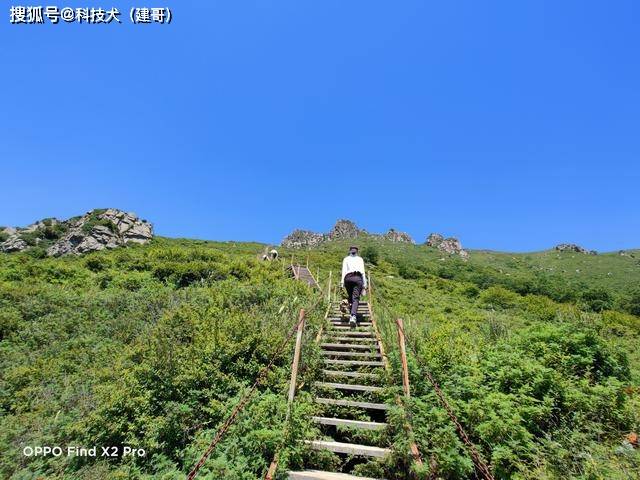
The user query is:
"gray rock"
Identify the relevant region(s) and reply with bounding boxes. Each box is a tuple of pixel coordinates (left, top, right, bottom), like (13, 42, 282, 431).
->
(46, 209, 153, 256)
(425, 232, 468, 258)
(425, 233, 444, 248)
(328, 219, 363, 241)
(282, 219, 414, 249)
(554, 243, 592, 254)
(281, 229, 325, 249)
(382, 228, 414, 244)
(0, 235, 28, 253)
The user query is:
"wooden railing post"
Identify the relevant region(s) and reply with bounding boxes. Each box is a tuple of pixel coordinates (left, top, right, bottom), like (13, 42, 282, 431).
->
(287, 309, 306, 412)
(327, 271, 332, 304)
(265, 308, 306, 479)
(396, 318, 410, 397)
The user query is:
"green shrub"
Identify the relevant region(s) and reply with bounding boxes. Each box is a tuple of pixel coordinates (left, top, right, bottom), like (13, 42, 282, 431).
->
(82, 217, 117, 234)
(479, 285, 520, 309)
(582, 287, 614, 312)
(398, 261, 422, 279)
(25, 247, 47, 259)
(624, 287, 640, 316)
(521, 294, 558, 322)
(361, 245, 379, 265)
(84, 255, 112, 272)
(153, 261, 228, 287)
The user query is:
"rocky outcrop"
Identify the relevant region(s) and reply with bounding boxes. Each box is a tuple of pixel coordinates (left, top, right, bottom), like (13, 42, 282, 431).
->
(425, 233, 444, 248)
(425, 232, 468, 259)
(382, 228, 414, 244)
(282, 219, 413, 248)
(0, 234, 28, 253)
(281, 229, 325, 249)
(327, 219, 364, 241)
(0, 209, 153, 256)
(554, 243, 596, 255)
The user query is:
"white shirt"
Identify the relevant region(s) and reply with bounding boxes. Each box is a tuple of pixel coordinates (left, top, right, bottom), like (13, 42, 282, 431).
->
(341, 254, 367, 288)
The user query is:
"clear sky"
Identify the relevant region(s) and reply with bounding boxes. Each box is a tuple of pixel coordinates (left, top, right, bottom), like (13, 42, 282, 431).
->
(2, 1, 638, 252)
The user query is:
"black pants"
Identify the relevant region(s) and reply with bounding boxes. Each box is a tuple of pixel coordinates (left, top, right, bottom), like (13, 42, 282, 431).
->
(344, 272, 363, 317)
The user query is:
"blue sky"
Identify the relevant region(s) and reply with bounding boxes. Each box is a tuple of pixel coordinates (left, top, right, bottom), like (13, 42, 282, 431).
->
(2, 1, 638, 251)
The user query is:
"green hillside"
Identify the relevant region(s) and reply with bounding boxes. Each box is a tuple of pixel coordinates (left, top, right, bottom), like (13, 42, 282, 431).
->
(1, 237, 638, 479)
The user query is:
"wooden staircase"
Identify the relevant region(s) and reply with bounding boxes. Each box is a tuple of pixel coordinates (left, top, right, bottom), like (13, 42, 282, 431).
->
(289, 264, 320, 288)
(288, 302, 390, 480)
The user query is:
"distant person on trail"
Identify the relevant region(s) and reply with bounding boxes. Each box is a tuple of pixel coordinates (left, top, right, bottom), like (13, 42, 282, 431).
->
(341, 245, 367, 327)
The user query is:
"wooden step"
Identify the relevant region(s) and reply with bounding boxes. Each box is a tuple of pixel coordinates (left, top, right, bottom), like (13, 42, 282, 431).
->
(314, 381, 382, 393)
(315, 397, 389, 410)
(326, 331, 373, 337)
(320, 350, 381, 359)
(288, 470, 383, 480)
(330, 321, 372, 327)
(305, 440, 390, 458)
(322, 369, 379, 379)
(324, 359, 384, 367)
(312, 416, 387, 430)
(324, 336, 377, 343)
(331, 326, 373, 331)
(320, 343, 379, 351)
(288, 471, 383, 480)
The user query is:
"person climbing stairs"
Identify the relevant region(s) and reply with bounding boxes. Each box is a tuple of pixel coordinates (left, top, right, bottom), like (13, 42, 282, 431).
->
(288, 301, 391, 480)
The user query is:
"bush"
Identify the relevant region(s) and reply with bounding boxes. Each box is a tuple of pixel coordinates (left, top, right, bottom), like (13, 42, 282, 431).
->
(479, 286, 520, 309)
(624, 288, 640, 316)
(153, 261, 228, 287)
(25, 247, 47, 259)
(84, 255, 112, 272)
(582, 287, 614, 312)
(361, 245, 379, 265)
(397, 261, 422, 279)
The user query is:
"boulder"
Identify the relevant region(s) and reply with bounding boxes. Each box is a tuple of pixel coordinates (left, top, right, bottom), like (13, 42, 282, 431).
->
(281, 229, 325, 249)
(425, 233, 444, 248)
(425, 232, 468, 258)
(0, 234, 28, 253)
(99, 209, 153, 244)
(554, 243, 594, 255)
(382, 228, 414, 244)
(328, 219, 363, 241)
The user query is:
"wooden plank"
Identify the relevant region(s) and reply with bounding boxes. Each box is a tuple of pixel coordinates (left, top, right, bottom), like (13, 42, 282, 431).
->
(327, 331, 374, 337)
(321, 369, 379, 379)
(330, 326, 373, 331)
(314, 397, 389, 410)
(288, 470, 383, 480)
(314, 381, 382, 393)
(311, 416, 387, 430)
(320, 350, 382, 359)
(323, 359, 384, 367)
(305, 440, 390, 458)
(320, 343, 378, 351)
(324, 336, 377, 343)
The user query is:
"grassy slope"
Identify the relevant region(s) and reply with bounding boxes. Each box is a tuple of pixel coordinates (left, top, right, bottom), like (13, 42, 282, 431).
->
(0, 238, 328, 479)
(1, 237, 639, 479)
(283, 239, 640, 479)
